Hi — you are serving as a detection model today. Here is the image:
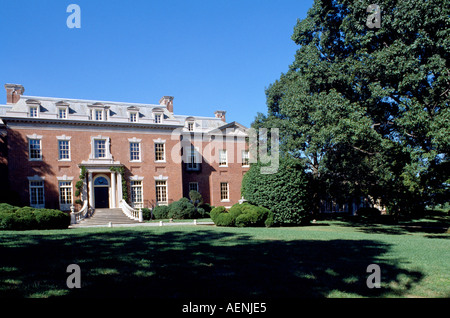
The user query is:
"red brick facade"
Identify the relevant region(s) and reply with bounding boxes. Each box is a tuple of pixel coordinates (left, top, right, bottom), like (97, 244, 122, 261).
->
(0, 84, 249, 211)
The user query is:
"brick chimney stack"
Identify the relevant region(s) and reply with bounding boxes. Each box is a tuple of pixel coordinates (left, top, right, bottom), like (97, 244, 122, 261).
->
(159, 96, 174, 113)
(5, 84, 25, 104)
(214, 110, 226, 122)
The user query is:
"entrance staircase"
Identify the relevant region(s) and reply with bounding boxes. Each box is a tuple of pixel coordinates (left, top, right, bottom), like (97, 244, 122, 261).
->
(71, 208, 141, 227)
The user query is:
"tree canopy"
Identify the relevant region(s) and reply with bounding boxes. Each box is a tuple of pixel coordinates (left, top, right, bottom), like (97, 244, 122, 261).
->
(254, 0, 449, 216)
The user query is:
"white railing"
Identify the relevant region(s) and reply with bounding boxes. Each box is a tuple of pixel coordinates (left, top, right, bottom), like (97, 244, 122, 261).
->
(70, 201, 90, 224)
(120, 199, 143, 222)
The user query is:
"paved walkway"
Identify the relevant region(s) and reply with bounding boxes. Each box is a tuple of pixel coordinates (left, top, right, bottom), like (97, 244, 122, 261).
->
(69, 220, 215, 229)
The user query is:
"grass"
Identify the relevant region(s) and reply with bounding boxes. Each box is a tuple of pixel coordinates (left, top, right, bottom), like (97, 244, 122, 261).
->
(0, 220, 449, 298)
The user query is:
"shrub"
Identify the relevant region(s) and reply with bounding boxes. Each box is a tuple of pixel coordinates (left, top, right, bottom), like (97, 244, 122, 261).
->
(215, 212, 235, 227)
(356, 207, 381, 218)
(210, 206, 226, 223)
(241, 156, 311, 225)
(168, 198, 197, 219)
(141, 208, 153, 220)
(189, 190, 203, 205)
(211, 203, 273, 228)
(152, 205, 170, 219)
(34, 209, 70, 230)
(0, 205, 70, 230)
(0, 203, 17, 214)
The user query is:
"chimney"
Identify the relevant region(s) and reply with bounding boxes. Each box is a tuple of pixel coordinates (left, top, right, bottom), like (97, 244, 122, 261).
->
(159, 96, 174, 113)
(5, 84, 25, 104)
(214, 110, 226, 122)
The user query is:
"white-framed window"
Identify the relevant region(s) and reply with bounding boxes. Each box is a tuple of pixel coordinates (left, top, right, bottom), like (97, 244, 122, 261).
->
(220, 182, 229, 201)
(89, 136, 112, 161)
(130, 142, 141, 161)
(129, 112, 137, 123)
(29, 139, 42, 160)
(187, 122, 194, 131)
(186, 146, 200, 170)
(94, 139, 106, 158)
(29, 106, 39, 118)
(219, 150, 228, 167)
(189, 182, 199, 192)
(58, 107, 67, 119)
(155, 143, 165, 162)
(131, 180, 143, 208)
(59, 181, 73, 209)
(30, 180, 45, 208)
(58, 140, 70, 161)
(242, 150, 250, 167)
(155, 180, 168, 205)
(95, 109, 103, 121)
(154, 114, 162, 124)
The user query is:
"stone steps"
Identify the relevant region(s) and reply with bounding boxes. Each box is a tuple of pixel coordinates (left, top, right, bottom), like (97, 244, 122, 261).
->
(72, 208, 140, 227)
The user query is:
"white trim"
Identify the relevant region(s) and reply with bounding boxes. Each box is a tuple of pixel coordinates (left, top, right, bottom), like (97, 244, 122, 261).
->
(153, 138, 166, 143)
(56, 135, 72, 140)
(27, 133, 43, 139)
(130, 175, 144, 181)
(128, 137, 142, 143)
(57, 175, 74, 181)
(154, 175, 169, 181)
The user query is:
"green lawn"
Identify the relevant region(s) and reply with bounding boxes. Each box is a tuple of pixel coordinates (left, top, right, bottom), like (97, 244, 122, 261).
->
(0, 220, 449, 298)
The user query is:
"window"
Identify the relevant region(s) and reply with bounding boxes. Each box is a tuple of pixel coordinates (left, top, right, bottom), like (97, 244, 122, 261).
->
(220, 182, 229, 201)
(58, 140, 70, 160)
(29, 106, 38, 118)
(95, 109, 103, 121)
(58, 107, 67, 119)
(59, 181, 72, 207)
(30, 181, 45, 208)
(154, 114, 162, 123)
(130, 142, 141, 161)
(187, 146, 200, 170)
(94, 139, 106, 158)
(155, 143, 165, 162)
(129, 112, 137, 123)
(219, 150, 228, 166)
(131, 181, 143, 208)
(187, 122, 194, 131)
(29, 139, 42, 160)
(155, 180, 167, 204)
(189, 182, 199, 192)
(242, 150, 249, 167)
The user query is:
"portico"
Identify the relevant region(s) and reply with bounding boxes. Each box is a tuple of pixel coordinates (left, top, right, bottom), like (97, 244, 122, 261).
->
(79, 162, 123, 210)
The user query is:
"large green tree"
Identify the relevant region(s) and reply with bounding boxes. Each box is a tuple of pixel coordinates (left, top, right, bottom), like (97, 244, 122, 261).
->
(255, 0, 449, 216)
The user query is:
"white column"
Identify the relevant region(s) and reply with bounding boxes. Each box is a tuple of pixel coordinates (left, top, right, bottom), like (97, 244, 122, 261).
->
(117, 172, 123, 203)
(111, 171, 116, 208)
(88, 172, 94, 209)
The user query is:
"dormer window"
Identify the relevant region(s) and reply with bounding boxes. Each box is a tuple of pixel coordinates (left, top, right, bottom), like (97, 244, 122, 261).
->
(29, 106, 39, 118)
(127, 106, 140, 123)
(58, 107, 67, 119)
(56, 101, 69, 119)
(88, 103, 109, 121)
(26, 99, 40, 118)
(185, 117, 195, 131)
(95, 109, 103, 121)
(152, 108, 164, 124)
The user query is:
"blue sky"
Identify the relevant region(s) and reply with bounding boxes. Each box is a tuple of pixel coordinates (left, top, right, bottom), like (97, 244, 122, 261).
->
(0, 0, 313, 127)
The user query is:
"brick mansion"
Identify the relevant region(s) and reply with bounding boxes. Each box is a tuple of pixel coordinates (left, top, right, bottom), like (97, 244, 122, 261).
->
(0, 84, 250, 217)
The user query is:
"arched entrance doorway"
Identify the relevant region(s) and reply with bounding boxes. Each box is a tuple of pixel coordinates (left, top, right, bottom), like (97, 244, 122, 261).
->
(93, 175, 110, 208)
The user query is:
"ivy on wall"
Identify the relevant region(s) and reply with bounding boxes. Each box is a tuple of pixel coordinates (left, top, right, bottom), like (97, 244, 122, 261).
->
(110, 166, 128, 202)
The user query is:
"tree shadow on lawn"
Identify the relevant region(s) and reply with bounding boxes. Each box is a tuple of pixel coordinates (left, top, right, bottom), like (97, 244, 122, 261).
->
(0, 229, 423, 298)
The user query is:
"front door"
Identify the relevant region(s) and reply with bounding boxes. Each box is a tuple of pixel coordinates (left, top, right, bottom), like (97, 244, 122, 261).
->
(95, 187, 109, 208)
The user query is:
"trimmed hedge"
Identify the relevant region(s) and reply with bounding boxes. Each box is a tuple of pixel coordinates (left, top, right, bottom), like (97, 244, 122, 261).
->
(0, 204, 70, 230)
(210, 203, 274, 227)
